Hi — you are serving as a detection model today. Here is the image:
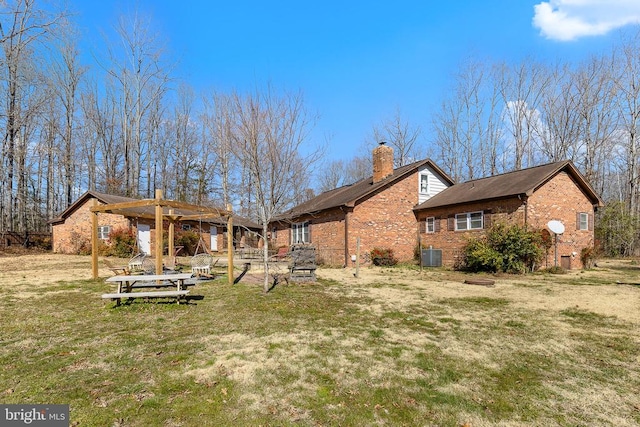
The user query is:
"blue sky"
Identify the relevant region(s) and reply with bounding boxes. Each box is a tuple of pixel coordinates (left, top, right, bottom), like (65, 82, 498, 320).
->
(71, 0, 640, 162)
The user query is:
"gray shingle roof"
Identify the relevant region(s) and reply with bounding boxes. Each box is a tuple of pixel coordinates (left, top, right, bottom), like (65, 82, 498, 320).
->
(279, 159, 454, 218)
(414, 161, 603, 211)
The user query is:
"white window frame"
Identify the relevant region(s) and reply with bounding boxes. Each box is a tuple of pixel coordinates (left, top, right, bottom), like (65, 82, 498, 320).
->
(419, 172, 429, 195)
(578, 212, 588, 230)
(426, 217, 436, 233)
(98, 225, 111, 240)
(291, 221, 309, 244)
(455, 212, 483, 231)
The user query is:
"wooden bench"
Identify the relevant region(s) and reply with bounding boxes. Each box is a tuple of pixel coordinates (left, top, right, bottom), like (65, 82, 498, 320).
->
(102, 290, 190, 305)
(104, 273, 195, 306)
(128, 280, 197, 289)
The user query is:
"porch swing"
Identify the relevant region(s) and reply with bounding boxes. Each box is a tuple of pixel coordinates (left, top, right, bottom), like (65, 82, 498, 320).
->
(190, 217, 215, 277)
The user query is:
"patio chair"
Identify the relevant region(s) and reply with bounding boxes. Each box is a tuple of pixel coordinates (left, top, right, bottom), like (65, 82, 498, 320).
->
(191, 253, 214, 277)
(269, 246, 290, 262)
(102, 258, 129, 275)
(128, 252, 147, 273)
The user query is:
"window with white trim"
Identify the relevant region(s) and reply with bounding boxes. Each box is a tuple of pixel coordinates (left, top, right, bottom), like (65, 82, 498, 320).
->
(98, 225, 111, 240)
(419, 173, 429, 194)
(291, 222, 310, 244)
(578, 212, 588, 230)
(455, 212, 483, 231)
(426, 217, 436, 233)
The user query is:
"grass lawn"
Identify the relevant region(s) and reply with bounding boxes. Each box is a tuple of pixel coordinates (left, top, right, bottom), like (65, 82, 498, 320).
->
(0, 254, 639, 426)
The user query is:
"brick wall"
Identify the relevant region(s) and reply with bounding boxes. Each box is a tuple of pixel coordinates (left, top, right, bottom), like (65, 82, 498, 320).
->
(527, 171, 595, 269)
(52, 198, 130, 254)
(269, 173, 422, 266)
(270, 208, 346, 266)
(416, 172, 596, 270)
(417, 198, 524, 267)
(348, 171, 421, 264)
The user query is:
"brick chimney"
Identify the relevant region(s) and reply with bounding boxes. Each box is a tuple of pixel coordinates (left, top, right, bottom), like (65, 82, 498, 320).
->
(372, 142, 394, 183)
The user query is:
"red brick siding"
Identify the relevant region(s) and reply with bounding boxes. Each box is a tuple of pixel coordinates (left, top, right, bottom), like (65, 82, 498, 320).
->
(416, 172, 596, 270)
(52, 199, 130, 254)
(527, 172, 595, 269)
(270, 209, 346, 266)
(417, 198, 525, 267)
(348, 171, 421, 264)
(270, 172, 423, 266)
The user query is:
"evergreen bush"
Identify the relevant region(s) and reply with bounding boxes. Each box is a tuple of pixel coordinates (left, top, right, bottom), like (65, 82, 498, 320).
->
(463, 223, 544, 274)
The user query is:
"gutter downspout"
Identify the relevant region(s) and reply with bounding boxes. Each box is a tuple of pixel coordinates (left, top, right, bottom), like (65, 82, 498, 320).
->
(522, 194, 529, 229)
(344, 207, 350, 267)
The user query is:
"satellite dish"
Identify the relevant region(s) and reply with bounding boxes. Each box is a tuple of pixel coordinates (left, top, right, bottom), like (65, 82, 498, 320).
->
(547, 220, 565, 235)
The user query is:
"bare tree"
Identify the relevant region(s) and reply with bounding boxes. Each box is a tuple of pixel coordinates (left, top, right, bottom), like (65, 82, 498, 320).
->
(497, 58, 550, 170)
(170, 84, 199, 202)
(231, 86, 320, 292)
(431, 59, 490, 181)
(370, 107, 423, 167)
(0, 0, 64, 232)
(49, 24, 86, 207)
(572, 54, 618, 196)
(100, 9, 171, 196)
(613, 30, 640, 216)
(533, 63, 581, 163)
(202, 90, 238, 207)
(318, 159, 347, 192)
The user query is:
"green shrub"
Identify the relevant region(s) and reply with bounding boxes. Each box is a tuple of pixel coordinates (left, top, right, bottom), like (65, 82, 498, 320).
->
(464, 239, 502, 272)
(463, 223, 544, 274)
(370, 247, 398, 266)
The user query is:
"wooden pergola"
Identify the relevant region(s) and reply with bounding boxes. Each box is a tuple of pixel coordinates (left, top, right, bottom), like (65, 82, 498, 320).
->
(90, 189, 234, 284)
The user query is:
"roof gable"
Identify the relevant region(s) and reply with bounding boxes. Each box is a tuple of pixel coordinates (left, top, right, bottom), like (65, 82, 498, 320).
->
(281, 159, 454, 218)
(414, 161, 603, 211)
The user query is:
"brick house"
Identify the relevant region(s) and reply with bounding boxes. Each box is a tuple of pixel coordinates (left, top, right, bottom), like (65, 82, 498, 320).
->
(414, 161, 603, 269)
(50, 190, 260, 255)
(270, 143, 455, 266)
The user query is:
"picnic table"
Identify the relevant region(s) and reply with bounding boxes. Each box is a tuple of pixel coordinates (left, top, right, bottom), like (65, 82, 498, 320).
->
(102, 273, 195, 306)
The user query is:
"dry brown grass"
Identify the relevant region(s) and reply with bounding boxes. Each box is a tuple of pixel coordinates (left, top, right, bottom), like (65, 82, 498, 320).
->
(1, 253, 639, 426)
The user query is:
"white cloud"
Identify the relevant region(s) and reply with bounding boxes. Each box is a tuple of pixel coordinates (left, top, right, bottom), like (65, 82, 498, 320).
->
(533, 0, 640, 41)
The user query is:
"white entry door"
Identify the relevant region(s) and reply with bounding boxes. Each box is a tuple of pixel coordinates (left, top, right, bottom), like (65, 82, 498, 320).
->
(137, 224, 151, 255)
(210, 225, 218, 252)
